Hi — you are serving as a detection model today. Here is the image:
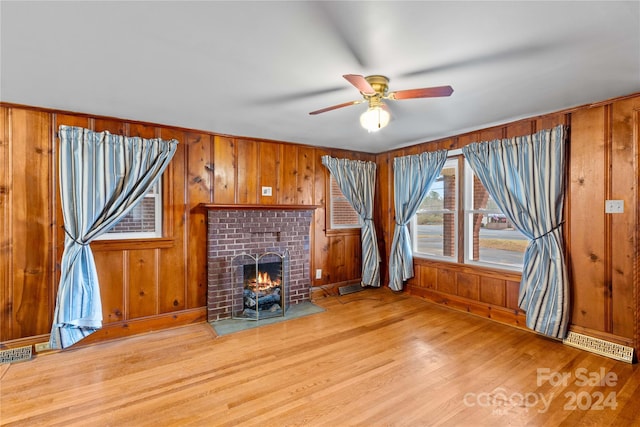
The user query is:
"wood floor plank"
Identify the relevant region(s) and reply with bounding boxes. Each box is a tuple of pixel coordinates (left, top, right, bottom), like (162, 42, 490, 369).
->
(1, 288, 638, 426)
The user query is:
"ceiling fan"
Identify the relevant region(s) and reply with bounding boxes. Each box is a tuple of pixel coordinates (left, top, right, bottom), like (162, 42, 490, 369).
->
(309, 74, 453, 132)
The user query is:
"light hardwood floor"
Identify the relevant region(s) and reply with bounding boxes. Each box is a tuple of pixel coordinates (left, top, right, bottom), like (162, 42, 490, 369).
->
(1, 288, 639, 426)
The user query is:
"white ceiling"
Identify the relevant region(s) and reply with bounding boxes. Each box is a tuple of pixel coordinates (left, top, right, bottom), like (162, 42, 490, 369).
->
(2, 1, 639, 153)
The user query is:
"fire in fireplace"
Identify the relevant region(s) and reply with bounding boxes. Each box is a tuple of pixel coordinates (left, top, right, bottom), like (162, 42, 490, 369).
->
(231, 251, 289, 320)
(243, 261, 282, 314)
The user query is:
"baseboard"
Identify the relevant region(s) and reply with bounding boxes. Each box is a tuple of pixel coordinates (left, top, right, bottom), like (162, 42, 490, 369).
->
(407, 285, 528, 331)
(1, 308, 207, 353)
(311, 279, 361, 298)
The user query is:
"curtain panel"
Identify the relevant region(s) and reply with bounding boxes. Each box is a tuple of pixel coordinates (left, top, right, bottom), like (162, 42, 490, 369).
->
(462, 125, 568, 338)
(321, 156, 381, 287)
(50, 126, 178, 349)
(389, 150, 448, 291)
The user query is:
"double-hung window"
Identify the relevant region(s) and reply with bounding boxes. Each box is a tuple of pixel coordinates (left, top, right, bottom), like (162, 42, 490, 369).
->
(411, 154, 528, 271)
(411, 158, 459, 261)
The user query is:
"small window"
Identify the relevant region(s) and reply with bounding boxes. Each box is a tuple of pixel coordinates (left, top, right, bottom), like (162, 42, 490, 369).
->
(328, 175, 361, 229)
(463, 162, 527, 270)
(412, 158, 458, 260)
(96, 181, 162, 240)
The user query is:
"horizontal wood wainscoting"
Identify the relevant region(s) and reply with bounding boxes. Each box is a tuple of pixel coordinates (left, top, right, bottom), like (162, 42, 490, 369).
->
(0, 103, 368, 348)
(376, 93, 639, 357)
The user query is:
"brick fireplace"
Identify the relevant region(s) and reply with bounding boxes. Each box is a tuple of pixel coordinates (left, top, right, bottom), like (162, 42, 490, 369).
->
(205, 206, 315, 321)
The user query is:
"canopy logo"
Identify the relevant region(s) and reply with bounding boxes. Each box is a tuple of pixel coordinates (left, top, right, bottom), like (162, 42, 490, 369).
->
(462, 367, 619, 415)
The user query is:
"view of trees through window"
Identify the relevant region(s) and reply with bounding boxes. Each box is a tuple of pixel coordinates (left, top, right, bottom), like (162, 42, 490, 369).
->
(412, 158, 528, 270)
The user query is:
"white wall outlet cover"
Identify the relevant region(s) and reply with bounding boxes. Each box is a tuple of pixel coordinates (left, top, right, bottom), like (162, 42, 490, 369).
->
(315, 269, 322, 279)
(605, 200, 624, 213)
(261, 186, 272, 196)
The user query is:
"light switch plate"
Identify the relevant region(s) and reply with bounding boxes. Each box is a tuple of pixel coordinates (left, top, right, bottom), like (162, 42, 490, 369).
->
(605, 200, 624, 213)
(261, 186, 272, 196)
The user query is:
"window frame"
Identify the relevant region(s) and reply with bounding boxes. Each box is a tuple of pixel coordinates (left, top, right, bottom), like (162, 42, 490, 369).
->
(326, 174, 362, 232)
(462, 161, 526, 271)
(94, 180, 163, 241)
(411, 151, 527, 273)
(410, 157, 460, 261)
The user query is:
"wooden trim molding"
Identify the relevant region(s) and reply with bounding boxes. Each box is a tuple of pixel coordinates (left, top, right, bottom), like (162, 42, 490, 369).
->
(199, 203, 321, 210)
(408, 285, 528, 331)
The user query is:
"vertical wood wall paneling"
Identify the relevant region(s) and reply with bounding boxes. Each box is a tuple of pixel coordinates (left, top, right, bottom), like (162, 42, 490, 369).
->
(213, 136, 236, 204)
(457, 272, 480, 301)
(159, 127, 187, 313)
(2, 95, 638, 354)
(437, 269, 457, 295)
(479, 277, 505, 307)
(610, 98, 640, 338)
(94, 251, 126, 324)
(0, 107, 11, 340)
(297, 146, 315, 205)
(312, 148, 329, 285)
(280, 144, 298, 205)
(569, 106, 607, 331)
(506, 120, 535, 139)
(128, 248, 158, 318)
(259, 141, 281, 205)
(236, 139, 259, 204)
(6, 109, 52, 338)
(130, 123, 162, 318)
(186, 132, 212, 308)
(93, 118, 126, 135)
(328, 236, 346, 283)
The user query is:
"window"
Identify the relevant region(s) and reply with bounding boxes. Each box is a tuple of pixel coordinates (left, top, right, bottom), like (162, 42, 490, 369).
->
(412, 155, 528, 271)
(411, 158, 458, 260)
(328, 175, 361, 229)
(463, 162, 527, 269)
(96, 181, 163, 240)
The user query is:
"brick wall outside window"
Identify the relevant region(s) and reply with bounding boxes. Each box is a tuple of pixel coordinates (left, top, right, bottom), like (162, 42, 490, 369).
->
(330, 176, 360, 228)
(108, 197, 157, 233)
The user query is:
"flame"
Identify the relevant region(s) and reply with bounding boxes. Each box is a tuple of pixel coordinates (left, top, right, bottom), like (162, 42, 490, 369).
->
(248, 271, 281, 293)
(257, 272, 271, 284)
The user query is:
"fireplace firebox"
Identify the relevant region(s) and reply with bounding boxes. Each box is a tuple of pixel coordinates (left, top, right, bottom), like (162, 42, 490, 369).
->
(231, 251, 289, 320)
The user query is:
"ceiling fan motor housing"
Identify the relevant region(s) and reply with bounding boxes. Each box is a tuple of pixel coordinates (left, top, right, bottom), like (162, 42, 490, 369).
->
(364, 75, 389, 96)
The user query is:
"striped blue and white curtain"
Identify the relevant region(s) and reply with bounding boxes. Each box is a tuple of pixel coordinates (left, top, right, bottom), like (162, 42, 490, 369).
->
(389, 151, 448, 291)
(50, 126, 178, 349)
(462, 125, 568, 338)
(321, 156, 381, 287)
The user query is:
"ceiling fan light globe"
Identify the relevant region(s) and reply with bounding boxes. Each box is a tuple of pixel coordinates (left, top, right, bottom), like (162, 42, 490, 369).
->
(360, 107, 390, 132)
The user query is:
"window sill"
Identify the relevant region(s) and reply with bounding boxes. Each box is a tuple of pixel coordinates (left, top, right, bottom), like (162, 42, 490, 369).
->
(91, 237, 175, 251)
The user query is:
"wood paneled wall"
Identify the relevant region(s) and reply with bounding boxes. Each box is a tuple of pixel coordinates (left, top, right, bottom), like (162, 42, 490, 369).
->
(0, 104, 370, 346)
(376, 95, 639, 354)
(2, 93, 638, 356)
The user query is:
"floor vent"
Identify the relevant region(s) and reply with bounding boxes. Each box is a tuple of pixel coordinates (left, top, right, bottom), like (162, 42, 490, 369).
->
(338, 283, 365, 296)
(0, 345, 33, 364)
(563, 332, 635, 363)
